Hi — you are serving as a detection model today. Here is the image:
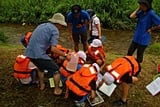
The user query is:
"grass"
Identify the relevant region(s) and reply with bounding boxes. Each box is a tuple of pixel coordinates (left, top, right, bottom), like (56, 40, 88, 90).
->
(0, 24, 160, 107)
(0, 44, 160, 107)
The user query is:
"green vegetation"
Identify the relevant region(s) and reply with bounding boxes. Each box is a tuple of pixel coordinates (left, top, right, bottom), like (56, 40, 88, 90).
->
(147, 42, 160, 55)
(0, 0, 160, 29)
(0, 30, 8, 43)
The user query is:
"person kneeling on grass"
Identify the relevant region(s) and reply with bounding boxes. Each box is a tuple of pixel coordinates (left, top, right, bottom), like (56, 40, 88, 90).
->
(86, 39, 106, 66)
(13, 54, 38, 85)
(65, 63, 100, 107)
(98, 55, 141, 106)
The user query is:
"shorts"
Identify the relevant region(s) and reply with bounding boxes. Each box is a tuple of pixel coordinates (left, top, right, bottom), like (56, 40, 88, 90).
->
(19, 76, 32, 84)
(72, 31, 87, 44)
(30, 58, 59, 75)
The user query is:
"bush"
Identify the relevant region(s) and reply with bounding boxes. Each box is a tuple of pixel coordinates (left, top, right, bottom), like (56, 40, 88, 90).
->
(147, 42, 160, 55)
(0, 31, 8, 43)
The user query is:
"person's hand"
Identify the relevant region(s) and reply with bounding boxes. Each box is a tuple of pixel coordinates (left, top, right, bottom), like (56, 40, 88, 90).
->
(76, 24, 83, 28)
(69, 35, 73, 42)
(147, 29, 152, 35)
(90, 90, 96, 102)
(64, 88, 69, 99)
(65, 52, 72, 60)
(97, 80, 104, 88)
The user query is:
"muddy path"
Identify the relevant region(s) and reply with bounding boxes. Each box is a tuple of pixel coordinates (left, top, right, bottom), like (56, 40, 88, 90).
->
(1, 23, 159, 55)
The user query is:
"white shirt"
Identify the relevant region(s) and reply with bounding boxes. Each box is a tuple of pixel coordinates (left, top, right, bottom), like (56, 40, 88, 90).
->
(89, 15, 100, 36)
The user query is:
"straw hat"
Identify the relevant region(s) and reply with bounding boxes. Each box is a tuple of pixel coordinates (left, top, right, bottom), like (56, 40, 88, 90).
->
(90, 39, 102, 47)
(48, 13, 67, 26)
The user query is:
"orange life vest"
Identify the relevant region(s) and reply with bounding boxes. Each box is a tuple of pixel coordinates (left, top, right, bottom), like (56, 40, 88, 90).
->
(105, 56, 140, 83)
(60, 57, 85, 78)
(66, 64, 97, 96)
(14, 55, 32, 79)
(50, 44, 69, 58)
(87, 46, 105, 60)
(60, 60, 74, 77)
(98, 46, 105, 57)
(24, 32, 32, 46)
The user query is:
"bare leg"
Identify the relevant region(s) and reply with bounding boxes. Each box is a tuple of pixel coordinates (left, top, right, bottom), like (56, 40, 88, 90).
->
(37, 70, 45, 90)
(53, 73, 62, 95)
(121, 82, 129, 102)
(74, 43, 79, 52)
(83, 43, 88, 52)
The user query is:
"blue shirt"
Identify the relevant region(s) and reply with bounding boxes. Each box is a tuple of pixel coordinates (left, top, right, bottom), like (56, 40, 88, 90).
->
(133, 9, 160, 46)
(25, 22, 59, 60)
(67, 10, 90, 33)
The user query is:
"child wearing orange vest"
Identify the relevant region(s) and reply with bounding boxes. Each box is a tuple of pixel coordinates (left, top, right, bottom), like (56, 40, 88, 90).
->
(99, 56, 141, 106)
(20, 31, 32, 48)
(86, 39, 106, 66)
(65, 63, 100, 107)
(49, 44, 70, 67)
(14, 55, 38, 85)
(60, 51, 87, 84)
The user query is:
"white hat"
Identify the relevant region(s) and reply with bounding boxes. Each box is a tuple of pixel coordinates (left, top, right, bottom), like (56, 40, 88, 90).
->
(48, 13, 67, 26)
(90, 39, 102, 47)
(77, 51, 86, 61)
(92, 63, 100, 72)
(103, 72, 115, 85)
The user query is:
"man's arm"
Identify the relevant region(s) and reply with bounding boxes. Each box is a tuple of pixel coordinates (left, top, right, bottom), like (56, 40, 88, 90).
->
(51, 46, 66, 57)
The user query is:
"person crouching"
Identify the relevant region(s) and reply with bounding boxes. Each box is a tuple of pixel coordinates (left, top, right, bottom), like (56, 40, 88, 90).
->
(99, 55, 141, 106)
(65, 63, 100, 107)
(86, 39, 106, 66)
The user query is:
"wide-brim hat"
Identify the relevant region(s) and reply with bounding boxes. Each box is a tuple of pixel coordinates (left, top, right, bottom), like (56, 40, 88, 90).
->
(48, 13, 67, 26)
(90, 39, 102, 47)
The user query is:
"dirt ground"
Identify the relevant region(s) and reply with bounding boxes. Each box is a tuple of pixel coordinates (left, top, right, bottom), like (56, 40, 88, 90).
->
(0, 24, 160, 107)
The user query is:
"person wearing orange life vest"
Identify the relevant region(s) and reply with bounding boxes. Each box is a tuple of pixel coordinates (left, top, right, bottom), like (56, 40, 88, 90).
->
(99, 56, 141, 106)
(48, 44, 70, 67)
(20, 31, 32, 48)
(65, 63, 100, 107)
(14, 55, 38, 85)
(86, 39, 106, 66)
(60, 51, 87, 83)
